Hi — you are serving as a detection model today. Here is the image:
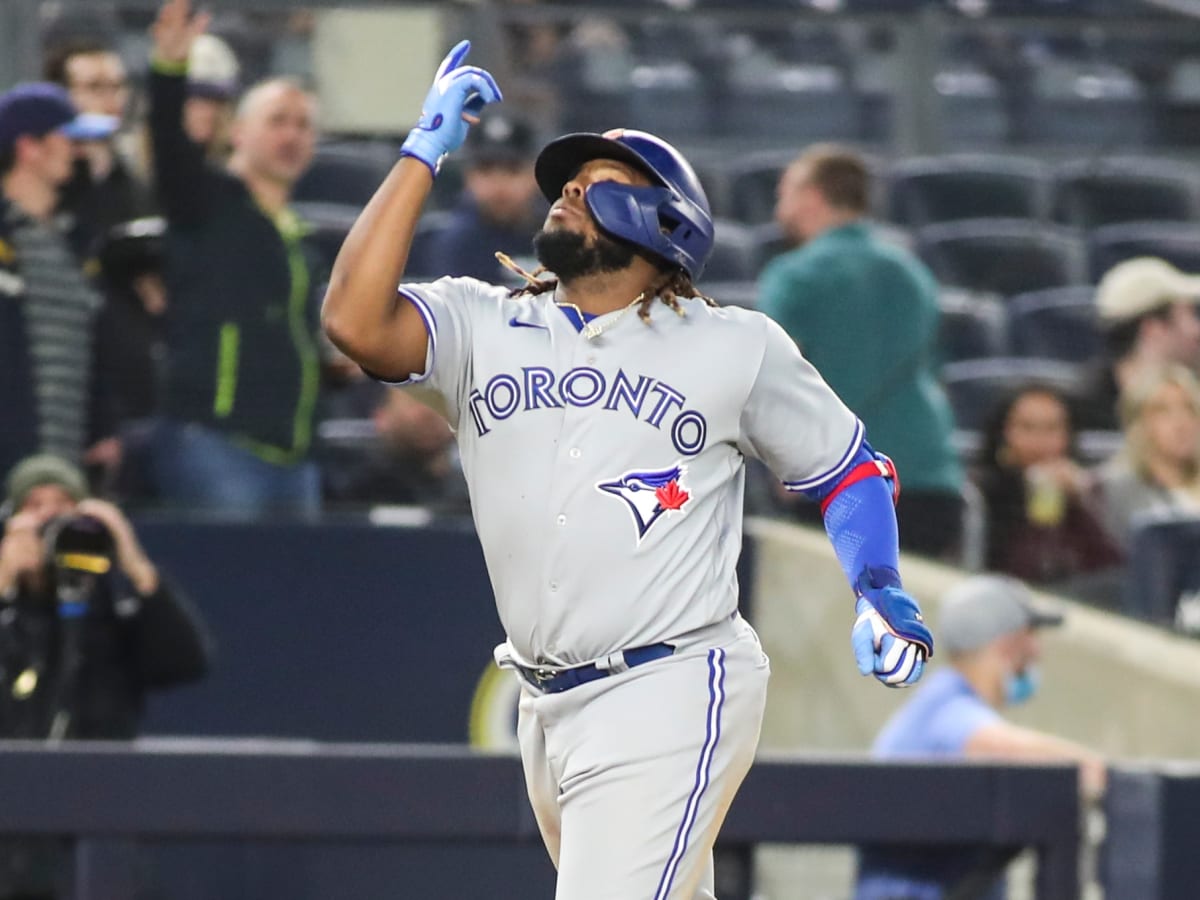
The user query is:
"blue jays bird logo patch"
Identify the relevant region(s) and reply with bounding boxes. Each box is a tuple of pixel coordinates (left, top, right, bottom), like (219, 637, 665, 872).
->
(597, 464, 692, 544)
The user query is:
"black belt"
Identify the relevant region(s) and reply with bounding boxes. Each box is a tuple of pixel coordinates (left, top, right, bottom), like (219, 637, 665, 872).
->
(518, 643, 675, 694)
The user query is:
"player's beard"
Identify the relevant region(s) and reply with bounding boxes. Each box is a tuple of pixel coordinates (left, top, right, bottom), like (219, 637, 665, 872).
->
(532, 227, 636, 283)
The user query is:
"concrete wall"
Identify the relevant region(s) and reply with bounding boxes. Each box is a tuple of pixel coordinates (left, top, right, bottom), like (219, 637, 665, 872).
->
(749, 517, 1200, 759)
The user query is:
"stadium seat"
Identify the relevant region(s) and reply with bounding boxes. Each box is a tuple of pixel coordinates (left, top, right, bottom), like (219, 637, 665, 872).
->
(1051, 158, 1200, 229)
(1007, 286, 1101, 362)
(751, 222, 793, 270)
(706, 220, 765, 281)
(404, 210, 457, 281)
(939, 357, 1090, 430)
(717, 152, 794, 226)
(560, 88, 633, 135)
(1124, 516, 1200, 633)
(1160, 58, 1200, 147)
(1087, 221, 1200, 282)
(627, 62, 711, 141)
(938, 289, 1009, 362)
(917, 219, 1088, 296)
(294, 142, 398, 209)
(719, 63, 862, 140)
(1017, 60, 1151, 147)
(887, 155, 1051, 227)
(935, 66, 1011, 148)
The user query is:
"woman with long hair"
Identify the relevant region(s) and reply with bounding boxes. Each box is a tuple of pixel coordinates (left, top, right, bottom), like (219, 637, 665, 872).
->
(1096, 364, 1200, 550)
(975, 384, 1121, 586)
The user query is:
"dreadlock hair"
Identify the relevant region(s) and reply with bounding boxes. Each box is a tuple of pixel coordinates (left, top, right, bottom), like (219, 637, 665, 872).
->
(496, 252, 718, 324)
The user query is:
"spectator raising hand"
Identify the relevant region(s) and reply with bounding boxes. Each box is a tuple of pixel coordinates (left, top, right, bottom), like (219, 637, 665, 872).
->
(147, 0, 327, 518)
(151, 0, 211, 66)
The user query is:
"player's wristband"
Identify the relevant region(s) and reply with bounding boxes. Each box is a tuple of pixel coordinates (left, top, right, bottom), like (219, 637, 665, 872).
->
(400, 130, 443, 177)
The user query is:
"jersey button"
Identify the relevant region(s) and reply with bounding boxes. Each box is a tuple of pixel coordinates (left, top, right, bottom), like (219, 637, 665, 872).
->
(549, 581, 559, 592)
(569, 448, 582, 459)
(556, 514, 567, 526)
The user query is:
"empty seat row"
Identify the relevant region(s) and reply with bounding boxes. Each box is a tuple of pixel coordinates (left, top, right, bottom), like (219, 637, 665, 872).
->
(888, 155, 1200, 229)
(295, 142, 1200, 249)
(294, 199, 789, 285)
(703, 153, 1200, 227)
(918, 218, 1200, 293)
(939, 286, 1103, 364)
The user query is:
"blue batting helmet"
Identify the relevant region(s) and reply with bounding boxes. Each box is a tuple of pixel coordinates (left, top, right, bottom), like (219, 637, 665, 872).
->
(534, 128, 714, 280)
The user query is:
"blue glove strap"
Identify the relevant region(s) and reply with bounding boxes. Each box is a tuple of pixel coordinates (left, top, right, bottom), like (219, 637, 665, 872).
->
(856, 580, 934, 655)
(400, 132, 446, 177)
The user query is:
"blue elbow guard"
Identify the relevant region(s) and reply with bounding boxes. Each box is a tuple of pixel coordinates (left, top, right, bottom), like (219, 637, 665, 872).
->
(806, 443, 901, 589)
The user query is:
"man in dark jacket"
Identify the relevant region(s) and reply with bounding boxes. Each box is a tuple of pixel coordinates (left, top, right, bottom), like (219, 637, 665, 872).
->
(0, 82, 120, 482)
(148, 0, 324, 517)
(0, 453, 210, 897)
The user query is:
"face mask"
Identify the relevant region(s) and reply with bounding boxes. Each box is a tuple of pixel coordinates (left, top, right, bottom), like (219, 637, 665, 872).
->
(1004, 666, 1040, 706)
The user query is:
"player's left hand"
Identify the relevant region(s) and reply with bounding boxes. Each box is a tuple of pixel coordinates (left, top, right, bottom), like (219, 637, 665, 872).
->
(400, 39, 502, 175)
(851, 569, 932, 688)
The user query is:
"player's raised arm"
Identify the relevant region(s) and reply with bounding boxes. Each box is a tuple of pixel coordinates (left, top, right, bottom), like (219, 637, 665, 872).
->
(321, 41, 501, 381)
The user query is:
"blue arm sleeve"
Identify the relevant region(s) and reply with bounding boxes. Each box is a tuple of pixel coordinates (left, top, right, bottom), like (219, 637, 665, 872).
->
(804, 442, 901, 591)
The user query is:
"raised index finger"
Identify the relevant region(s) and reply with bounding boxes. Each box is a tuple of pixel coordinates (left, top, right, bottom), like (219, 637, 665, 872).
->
(435, 39, 472, 81)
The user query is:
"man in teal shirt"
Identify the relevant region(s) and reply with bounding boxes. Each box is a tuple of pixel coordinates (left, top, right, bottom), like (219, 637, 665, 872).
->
(758, 145, 963, 559)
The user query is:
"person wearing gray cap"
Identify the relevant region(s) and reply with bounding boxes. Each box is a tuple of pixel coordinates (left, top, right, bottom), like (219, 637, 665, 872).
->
(854, 574, 1105, 900)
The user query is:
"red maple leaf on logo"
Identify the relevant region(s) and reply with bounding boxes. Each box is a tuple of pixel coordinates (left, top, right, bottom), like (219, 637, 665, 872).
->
(656, 480, 689, 511)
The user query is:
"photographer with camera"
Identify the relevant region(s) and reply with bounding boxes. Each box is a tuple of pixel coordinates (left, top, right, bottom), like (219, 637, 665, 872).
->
(0, 454, 210, 899)
(0, 453, 210, 741)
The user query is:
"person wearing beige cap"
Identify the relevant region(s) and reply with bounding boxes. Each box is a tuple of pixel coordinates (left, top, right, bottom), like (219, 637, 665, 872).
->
(854, 574, 1105, 900)
(1085, 256, 1200, 430)
(183, 32, 240, 162)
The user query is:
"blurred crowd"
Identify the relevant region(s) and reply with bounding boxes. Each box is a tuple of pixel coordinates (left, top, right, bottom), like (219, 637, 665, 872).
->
(0, 3, 1195, 897)
(0, 8, 472, 523)
(3, 1, 1200, 633)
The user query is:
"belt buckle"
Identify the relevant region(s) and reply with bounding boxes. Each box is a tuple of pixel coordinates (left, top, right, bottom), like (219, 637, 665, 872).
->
(532, 667, 556, 685)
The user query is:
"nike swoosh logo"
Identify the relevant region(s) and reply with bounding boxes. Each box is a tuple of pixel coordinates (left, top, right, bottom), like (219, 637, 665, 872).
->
(509, 316, 549, 331)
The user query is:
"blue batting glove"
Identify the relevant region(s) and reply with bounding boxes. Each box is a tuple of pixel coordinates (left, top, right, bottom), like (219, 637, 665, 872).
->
(851, 567, 933, 688)
(401, 39, 502, 175)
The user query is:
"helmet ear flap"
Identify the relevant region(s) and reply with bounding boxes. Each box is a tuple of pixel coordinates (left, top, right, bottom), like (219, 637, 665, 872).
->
(585, 182, 711, 279)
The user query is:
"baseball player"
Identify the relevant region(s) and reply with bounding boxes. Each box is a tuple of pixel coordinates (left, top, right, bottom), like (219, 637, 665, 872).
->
(322, 42, 934, 900)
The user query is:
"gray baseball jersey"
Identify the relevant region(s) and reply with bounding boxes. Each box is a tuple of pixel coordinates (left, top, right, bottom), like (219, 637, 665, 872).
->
(393, 276, 862, 665)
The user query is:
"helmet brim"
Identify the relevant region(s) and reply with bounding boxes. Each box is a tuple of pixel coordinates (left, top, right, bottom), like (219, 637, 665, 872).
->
(534, 133, 665, 204)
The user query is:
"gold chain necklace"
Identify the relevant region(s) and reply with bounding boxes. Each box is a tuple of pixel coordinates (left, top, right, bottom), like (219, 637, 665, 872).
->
(556, 292, 646, 341)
